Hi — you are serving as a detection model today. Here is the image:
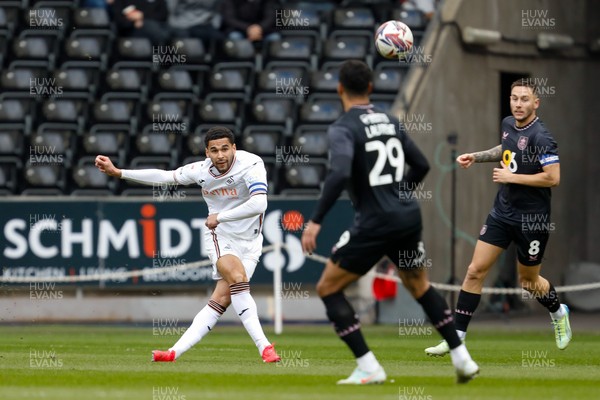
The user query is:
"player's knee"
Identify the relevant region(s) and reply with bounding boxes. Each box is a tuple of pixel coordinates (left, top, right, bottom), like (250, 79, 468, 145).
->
(316, 279, 334, 298)
(465, 262, 487, 281)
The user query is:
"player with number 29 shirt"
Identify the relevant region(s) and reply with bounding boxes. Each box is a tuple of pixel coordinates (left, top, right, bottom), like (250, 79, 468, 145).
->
(301, 60, 479, 385)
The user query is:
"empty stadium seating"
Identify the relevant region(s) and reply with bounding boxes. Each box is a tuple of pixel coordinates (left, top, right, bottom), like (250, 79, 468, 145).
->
(0, 1, 428, 195)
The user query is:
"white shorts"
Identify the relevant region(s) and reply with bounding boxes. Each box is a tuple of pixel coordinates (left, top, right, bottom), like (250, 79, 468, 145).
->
(204, 231, 263, 280)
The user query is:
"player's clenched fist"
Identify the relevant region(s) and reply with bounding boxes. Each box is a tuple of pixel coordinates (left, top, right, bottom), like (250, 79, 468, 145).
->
(456, 153, 475, 169)
(95, 155, 122, 177)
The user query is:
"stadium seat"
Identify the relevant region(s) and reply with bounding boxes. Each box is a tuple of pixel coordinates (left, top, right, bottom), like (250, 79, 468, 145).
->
(82, 124, 129, 157)
(323, 30, 371, 60)
(148, 92, 197, 128)
(241, 125, 285, 156)
(136, 125, 179, 156)
(293, 125, 329, 156)
(26, 1, 75, 32)
(223, 39, 255, 60)
(0, 2, 19, 35)
(58, 60, 102, 93)
(31, 123, 78, 157)
(171, 38, 206, 64)
(283, 162, 327, 189)
(41, 94, 89, 124)
(157, 68, 192, 93)
(54, 65, 95, 94)
(300, 93, 342, 123)
(310, 62, 341, 92)
(93, 92, 140, 124)
(72, 156, 116, 193)
(74, 8, 110, 29)
(0, 156, 22, 193)
(117, 37, 153, 61)
(333, 8, 375, 29)
(0, 124, 25, 156)
(1, 63, 48, 90)
(65, 29, 112, 63)
(252, 93, 296, 126)
(391, 9, 427, 31)
(373, 61, 408, 93)
(198, 93, 245, 125)
(0, 92, 36, 123)
(13, 32, 57, 62)
(257, 61, 310, 92)
(24, 161, 67, 189)
(210, 62, 254, 92)
(267, 31, 320, 61)
(106, 68, 145, 92)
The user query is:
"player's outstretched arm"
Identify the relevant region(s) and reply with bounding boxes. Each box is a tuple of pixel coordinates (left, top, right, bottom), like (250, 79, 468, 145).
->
(457, 145, 502, 168)
(95, 154, 177, 185)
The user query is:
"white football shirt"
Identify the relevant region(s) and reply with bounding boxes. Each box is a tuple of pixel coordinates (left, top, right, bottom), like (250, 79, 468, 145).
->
(174, 150, 268, 240)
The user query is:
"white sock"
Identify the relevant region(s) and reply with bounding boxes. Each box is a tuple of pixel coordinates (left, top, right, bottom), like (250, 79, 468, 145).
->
(170, 300, 225, 359)
(550, 304, 566, 320)
(356, 351, 381, 373)
(457, 330, 467, 340)
(449, 344, 471, 368)
(230, 282, 270, 354)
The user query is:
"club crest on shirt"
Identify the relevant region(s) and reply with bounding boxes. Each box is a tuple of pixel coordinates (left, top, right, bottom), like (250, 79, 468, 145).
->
(517, 136, 529, 151)
(480, 225, 487, 236)
(502, 131, 509, 140)
(226, 177, 235, 185)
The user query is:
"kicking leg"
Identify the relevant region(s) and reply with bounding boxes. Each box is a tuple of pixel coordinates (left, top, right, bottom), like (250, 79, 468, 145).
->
(317, 259, 386, 384)
(217, 254, 279, 362)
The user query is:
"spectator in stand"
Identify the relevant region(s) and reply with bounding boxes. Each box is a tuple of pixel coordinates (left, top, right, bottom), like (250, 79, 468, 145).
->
(111, 0, 171, 46)
(221, 0, 280, 43)
(167, 0, 224, 47)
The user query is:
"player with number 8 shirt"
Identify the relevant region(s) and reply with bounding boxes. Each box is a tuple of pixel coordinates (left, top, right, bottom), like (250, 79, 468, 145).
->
(301, 60, 479, 385)
(424, 78, 572, 358)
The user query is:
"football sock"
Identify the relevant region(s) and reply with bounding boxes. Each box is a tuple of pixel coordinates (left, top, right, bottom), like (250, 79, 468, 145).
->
(356, 351, 381, 373)
(230, 282, 270, 354)
(170, 300, 225, 359)
(321, 292, 371, 359)
(416, 286, 462, 349)
(454, 290, 481, 333)
(536, 283, 561, 313)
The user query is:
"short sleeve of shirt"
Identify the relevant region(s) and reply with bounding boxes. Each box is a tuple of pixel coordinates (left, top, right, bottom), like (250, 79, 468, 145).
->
(535, 132, 559, 167)
(244, 161, 268, 195)
(174, 161, 204, 186)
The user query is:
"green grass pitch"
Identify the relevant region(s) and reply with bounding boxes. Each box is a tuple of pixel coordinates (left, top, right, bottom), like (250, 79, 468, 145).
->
(1, 324, 599, 400)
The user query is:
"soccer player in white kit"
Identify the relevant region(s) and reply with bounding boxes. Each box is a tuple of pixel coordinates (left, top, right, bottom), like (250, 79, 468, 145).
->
(95, 126, 281, 363)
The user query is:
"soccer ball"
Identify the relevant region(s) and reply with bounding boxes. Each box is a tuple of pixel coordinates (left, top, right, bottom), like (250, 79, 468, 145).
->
(375, 20, 414, 59)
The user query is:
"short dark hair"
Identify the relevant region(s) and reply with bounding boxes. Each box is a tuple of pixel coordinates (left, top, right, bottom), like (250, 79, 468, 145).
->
(204, 126, 235, 147)
(339, 60, 372, 96)
(511, 78, 538, 96)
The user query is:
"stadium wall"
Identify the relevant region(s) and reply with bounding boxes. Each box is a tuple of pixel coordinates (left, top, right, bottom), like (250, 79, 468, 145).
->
(396, 0, 600, 289)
